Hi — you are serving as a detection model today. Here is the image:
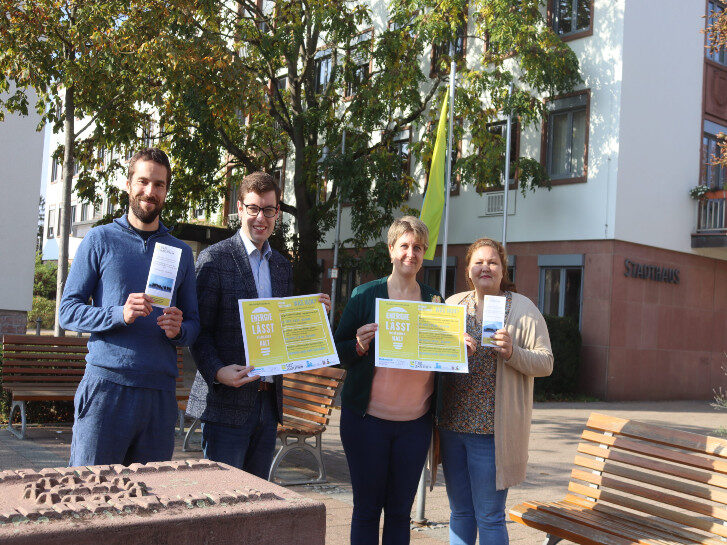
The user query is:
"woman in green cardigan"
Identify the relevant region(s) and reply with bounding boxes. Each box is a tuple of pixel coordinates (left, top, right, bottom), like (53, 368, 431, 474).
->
(334, 216, 475, 545)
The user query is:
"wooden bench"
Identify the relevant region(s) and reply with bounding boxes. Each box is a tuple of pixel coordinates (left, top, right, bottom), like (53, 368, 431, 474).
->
(1, 334, 189, 440)
(509, 412, 727, 545)
(179, 366, 346, 486)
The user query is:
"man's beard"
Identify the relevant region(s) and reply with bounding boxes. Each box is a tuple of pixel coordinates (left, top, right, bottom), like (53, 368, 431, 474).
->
(129, 194, 163, 224)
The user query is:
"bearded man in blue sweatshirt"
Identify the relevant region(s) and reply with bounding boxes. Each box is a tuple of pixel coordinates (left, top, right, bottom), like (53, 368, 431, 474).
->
(59, 148, 200, 466)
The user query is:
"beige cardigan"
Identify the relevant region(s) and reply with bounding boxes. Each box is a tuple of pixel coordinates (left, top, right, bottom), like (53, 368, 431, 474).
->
(445, 290, 554, 490)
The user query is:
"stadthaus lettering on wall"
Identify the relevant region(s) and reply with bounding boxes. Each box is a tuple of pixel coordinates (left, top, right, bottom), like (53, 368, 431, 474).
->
(623, 259, 680, 284)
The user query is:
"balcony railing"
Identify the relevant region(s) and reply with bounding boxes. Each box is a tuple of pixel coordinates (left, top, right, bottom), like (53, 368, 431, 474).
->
(696, 195, 726, 233)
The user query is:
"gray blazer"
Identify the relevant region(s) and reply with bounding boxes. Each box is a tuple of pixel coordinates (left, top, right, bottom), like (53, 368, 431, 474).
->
(186, 233, 293, 425)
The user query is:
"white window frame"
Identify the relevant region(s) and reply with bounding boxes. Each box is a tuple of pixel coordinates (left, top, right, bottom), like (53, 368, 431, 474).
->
(538, 254, 584, 327)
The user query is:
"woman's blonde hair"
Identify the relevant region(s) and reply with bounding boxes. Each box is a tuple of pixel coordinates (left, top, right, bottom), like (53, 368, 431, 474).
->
(387, 216, 429, 250)
(464, 237, 514, 292)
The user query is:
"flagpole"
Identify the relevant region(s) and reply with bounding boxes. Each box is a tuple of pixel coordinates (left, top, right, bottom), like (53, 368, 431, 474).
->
(414, 41, 457, 527)
(439, 42, 456, 298)
(329, 130, 345, 323)
(501, 83, 513, 249)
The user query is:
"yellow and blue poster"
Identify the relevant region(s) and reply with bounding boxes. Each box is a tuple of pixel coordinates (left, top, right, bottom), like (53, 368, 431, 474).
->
(374, 298, 468, 373)
(239, 295, 339, 376)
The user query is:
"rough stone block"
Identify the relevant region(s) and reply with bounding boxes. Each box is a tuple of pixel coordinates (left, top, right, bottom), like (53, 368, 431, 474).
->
(0, 460, 325, 545)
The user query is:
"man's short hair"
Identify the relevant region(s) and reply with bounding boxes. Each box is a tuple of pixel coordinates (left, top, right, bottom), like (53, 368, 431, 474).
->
(128, 148, 172, 188)
(237, 171, 282, 206)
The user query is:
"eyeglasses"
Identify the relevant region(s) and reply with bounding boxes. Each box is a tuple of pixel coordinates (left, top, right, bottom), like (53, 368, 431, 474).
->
(241, 203, 279, 218)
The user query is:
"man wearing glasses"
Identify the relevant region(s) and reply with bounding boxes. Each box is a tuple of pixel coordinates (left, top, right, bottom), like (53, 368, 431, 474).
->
(186, 171, 329, 478)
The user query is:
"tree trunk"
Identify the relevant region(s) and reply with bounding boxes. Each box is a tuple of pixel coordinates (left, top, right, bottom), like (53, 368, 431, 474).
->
(291, 138, 321, 295)
(54, 84, 74, 336)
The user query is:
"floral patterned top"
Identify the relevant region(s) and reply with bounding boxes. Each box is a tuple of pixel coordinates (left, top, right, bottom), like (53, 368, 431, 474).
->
(438, 290, 512, 435)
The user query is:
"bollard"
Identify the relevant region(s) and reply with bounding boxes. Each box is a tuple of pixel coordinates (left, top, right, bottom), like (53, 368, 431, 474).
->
(35, 318, 41, 335)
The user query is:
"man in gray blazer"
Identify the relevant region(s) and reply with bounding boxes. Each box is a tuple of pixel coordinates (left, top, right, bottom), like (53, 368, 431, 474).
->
(187, 172, 329, 479)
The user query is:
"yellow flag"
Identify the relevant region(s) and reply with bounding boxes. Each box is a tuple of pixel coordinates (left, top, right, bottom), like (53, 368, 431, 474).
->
(420, 87, 449, 260)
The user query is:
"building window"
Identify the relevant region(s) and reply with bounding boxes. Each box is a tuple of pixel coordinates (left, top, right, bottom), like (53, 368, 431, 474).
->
(346, 30, 373, 97)
(422, 256, 457, 298)
(51, 157, 60, 183)
(390, 128, 411, 177)
(425, 119, 462, 195)
(544, 91, 589, 182)
(538, 254, 583, 325)
(80, 203, 90, 222)
(431, 22, 466, 78)
(703, 120, 727, 189)
(47, 209, 55, 239)
(507, 255, 516, 286)
(194, 207, 205, 219)
(551, 0, 593, 38)
(335, 266, 361, 311)
(70, 205, 77, 225)
(105, 197, 115, 216)
(707, 1, 727, 66)
(315, 50, 332, 94)
(141, 123, 154, 148)
(479, 119, 520, 192)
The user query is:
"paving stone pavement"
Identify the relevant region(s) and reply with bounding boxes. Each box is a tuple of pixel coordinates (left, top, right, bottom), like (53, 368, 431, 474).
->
(0, 399, 723, 544)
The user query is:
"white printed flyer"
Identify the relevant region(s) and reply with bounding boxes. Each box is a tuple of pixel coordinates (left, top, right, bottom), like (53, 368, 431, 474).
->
(145, 243, 182, 307)
(481, 295, 506, 347)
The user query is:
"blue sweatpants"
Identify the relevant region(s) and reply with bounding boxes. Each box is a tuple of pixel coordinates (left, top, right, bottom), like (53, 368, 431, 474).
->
(69, 374, 178, 466)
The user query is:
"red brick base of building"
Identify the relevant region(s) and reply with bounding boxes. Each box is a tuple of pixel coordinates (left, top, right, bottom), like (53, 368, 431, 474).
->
(318, 239, 727, 401)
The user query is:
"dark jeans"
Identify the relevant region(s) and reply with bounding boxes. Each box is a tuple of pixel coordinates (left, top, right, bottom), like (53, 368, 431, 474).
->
(200, 390, 278, 480)
(69, 374, 177, 466)
(340, 407, 432, 545)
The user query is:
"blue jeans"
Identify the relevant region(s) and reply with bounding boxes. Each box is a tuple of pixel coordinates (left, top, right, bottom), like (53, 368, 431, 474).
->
(340, 407, 432, 545)
(440, 430, 509, 545)
(201, 391, 278, 480)
(69, 374, 177, 466)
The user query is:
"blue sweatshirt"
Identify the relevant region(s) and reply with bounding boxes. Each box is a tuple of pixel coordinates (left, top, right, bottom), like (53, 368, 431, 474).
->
(59, 215, 200, 392)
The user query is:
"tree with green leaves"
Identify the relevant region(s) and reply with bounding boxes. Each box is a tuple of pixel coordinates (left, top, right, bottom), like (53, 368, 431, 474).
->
(707, 3, 727, 171)
(126, 0, 581, 291)
(0, 0, 166, 334)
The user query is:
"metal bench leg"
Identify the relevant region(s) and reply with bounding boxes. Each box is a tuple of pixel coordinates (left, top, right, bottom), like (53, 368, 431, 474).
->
(176, 409, 185, 437)
(542, 535, 562, 545)
(269, 432, 326, 486)
(183, 417, 202, 452)
(7, 401, 26, 440)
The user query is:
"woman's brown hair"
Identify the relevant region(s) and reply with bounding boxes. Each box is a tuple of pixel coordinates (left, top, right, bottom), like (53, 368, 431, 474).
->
(464, 237, 516, 292)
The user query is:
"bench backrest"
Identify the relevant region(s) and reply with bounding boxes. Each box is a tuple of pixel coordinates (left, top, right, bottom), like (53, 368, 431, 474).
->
(568, 412, 727, 540)
(281, 367, 346, 428)
(1, 334, 185, 388)
(1, 334, 88, 385)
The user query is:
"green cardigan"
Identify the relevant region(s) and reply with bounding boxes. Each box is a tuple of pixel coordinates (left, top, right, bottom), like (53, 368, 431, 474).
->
(334, 276, 443, 416)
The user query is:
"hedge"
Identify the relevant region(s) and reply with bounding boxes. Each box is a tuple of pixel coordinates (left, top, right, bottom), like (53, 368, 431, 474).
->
(534, 315, 582, 396)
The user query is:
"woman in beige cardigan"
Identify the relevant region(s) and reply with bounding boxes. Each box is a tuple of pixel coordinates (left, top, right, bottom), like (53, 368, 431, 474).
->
(439, 238, 553, 545)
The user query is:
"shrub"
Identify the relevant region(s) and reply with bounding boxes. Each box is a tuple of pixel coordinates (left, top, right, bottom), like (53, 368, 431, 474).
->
(33, 253, 57, 300)
(27, 296, 56, 330)
(535, 315, 582, 397)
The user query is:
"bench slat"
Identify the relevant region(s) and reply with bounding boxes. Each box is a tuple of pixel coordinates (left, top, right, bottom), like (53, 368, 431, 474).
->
(587, 413, 727, 459)
(577, 443, 727, 491)
(587, 502, 726, 545)
(510, 502, 645, 545)
(281, 380, 334, 397)
(282, 387, 334, 406)
(574, 455, 727, 505)
(581, 430, 727, 475)
(568, 482, 727, 538)
(282, 397, 331, 415)
(4, 346, 88, 354)
(3, 367, 86, 375)
(525, 500, 699, 545)
(284, 373, 341, 389)
(571, 468, 727, 517)
(282, 406, 328, 425)
(2, 334, 87, 346)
